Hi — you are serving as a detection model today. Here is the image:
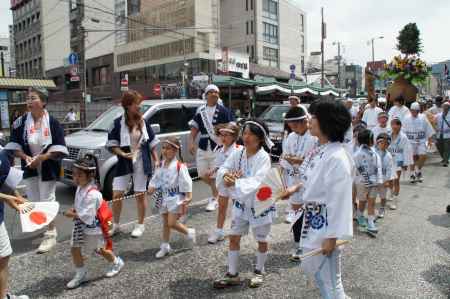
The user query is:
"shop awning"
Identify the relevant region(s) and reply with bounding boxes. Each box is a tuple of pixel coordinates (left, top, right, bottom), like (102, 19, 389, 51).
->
(256, 82, 344, 96)
(213, 75, 257, 87)
(0, 78, 57, 90)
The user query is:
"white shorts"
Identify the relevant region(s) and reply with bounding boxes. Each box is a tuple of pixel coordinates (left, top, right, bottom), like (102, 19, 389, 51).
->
(411, 142, 427, 156)
(196, 148, 216, 177)
(113, 157, 148, 192)
(0, 222, 12, 258)
(229, 217, 271, 242)
(71, 233, 105, 253)
(217, 184, 231, 198)
(355, 184, 378, 200)
(159, 196, 182, 215)
(24, 176, 56, 202)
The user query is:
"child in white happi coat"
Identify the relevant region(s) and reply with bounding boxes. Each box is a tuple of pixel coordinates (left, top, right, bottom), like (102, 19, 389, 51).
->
(388, 118, 413, 210)
(354, 129, 383, 233)
(279, 107, 317, 261)
(214, 120, 273, 289)
(207, 123, 242, 244)
(148, 137, 194, 258)
(374, 133, 396, 219)
(64, 154, 124, 289)
(372, 111, 391, 142)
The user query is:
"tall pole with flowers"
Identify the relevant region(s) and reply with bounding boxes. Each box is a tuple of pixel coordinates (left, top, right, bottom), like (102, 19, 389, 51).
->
(384, 23, 430, 106)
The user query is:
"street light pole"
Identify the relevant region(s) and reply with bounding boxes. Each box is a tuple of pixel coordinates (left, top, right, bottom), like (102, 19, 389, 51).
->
(333, 41, 341, 88)
(370, 36, 384, 63)
(321, 7, 325, 88)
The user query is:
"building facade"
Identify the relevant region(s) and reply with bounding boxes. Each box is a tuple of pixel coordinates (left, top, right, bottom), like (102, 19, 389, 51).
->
(343, 64, 363, 97)
(0, 36, 11, 77)
(10, 0, 71, 78)
(220, 0, 307, 76)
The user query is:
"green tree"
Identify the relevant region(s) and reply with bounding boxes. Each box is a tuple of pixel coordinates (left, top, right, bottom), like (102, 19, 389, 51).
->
(396, 23, 422, 55)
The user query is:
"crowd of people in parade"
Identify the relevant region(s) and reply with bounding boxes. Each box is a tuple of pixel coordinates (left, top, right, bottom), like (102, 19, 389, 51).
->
(0, 84, 448, 299)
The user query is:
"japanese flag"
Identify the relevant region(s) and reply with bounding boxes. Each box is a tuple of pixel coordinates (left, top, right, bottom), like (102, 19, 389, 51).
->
(253, 168, 284, 216)
(19, 202, 60, 233)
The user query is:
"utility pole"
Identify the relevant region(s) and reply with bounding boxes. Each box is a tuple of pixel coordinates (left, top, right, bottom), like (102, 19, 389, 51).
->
(321, 7, 325, 88)
(371, 38, 375, 63)
(333, 41, 341, 89)
(77, 0, 87, 127)
(0, 51, 4, 77)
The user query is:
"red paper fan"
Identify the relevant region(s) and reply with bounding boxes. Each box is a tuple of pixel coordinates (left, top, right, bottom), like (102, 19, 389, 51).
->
(256, 186, 272, 201)
(29, 211, 47, 225)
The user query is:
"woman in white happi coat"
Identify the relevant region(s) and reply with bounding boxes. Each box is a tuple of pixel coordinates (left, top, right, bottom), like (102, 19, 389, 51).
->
(295, 100, 354, 299)
(213, 119, 273, 289)
(147, 138, 194, 259)
(107, 91, 159, 238)
(279, 107, 317, 260)
(207, 123, 242, 244)
(6, 88, 68, 253)
(388, 118, 413, 209)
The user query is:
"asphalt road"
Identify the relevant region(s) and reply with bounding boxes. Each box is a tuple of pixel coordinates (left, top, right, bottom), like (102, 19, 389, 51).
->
(6, 155, 450, 298)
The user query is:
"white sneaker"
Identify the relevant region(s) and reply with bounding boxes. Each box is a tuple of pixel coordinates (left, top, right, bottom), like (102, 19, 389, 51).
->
(37, 230, 57, 253)
(187, 228, 197, 244)
(66, 268, 87, 289)
(155, 244, 172, 259)
(208, 229, 225, 244)
(105, 257, 124, 278)
(5, 294, 30, 299)
(131, 224, 145, 238)
(108, 223, 121, 237)
(205, 198, 218, 211)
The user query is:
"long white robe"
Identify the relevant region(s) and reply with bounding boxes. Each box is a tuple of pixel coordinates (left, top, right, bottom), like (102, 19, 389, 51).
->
(353, 145, 383, 187)
(374, 148, 395, 182)
(298, 143, 353, 250)
(216, 147, 272, 227)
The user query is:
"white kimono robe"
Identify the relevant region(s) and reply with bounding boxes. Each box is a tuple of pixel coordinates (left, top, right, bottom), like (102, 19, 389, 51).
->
(298, 143, 354, 251)
(388, 105, 410, 124)
(216, 147, 272, 227)
(353, 145, 383, 187)
(388, 132, 414, 170)
(148, 159, 193, 213)
(215, 143, 242, 196)
(374, 148, 395, 182)
(371, 125, 391, 142)
(280, 131, 317, 204)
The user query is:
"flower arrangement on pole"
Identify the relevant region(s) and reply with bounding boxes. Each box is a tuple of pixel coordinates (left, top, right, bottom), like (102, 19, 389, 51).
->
(385, 23, 430, 104)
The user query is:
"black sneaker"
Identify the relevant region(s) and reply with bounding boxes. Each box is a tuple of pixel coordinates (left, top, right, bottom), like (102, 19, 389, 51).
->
(213, 272, 241, 289)
(410, 174, 416, 184)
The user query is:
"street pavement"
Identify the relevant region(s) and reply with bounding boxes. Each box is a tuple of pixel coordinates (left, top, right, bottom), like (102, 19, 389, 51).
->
(6, 154, 450, 298)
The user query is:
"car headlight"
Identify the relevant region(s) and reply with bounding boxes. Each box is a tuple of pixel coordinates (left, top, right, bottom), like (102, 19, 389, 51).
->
(79, 148, 103, 160)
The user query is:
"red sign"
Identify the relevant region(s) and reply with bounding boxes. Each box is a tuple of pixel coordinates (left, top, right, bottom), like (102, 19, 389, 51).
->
(120, 79, 128, 86)
(153, 83, 161, 97)
(366, 60, 386, 72)
(70, 76, 80, 82)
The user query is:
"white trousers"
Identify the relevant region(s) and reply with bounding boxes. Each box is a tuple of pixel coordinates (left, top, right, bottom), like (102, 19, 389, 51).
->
(301, 248, 346, 299)
(24, 176, 57, 202)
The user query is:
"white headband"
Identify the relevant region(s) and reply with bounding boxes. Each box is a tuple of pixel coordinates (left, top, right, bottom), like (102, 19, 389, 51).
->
(73, 163, 97, 171)
(219, 128, 236, 134)
(284, 115, 308, 122)
(163, 140, 180, 149)
(244, 121, 274, 149)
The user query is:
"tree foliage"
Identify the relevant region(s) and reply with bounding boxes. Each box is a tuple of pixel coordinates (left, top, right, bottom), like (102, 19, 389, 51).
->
(396, 23, 422, 55)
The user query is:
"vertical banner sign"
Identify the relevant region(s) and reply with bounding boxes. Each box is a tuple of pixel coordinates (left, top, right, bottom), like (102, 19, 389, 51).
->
(222, 47, 229, 74)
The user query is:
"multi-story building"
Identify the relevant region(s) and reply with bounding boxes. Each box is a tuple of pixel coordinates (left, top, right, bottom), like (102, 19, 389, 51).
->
(113, 0, 221, 98)
(343, 64, 363, 97)
(221, 0, 307, 76)
(8, 25, 15, 77)
(0, 36, 11, 77)
(10, 0, 70, 78)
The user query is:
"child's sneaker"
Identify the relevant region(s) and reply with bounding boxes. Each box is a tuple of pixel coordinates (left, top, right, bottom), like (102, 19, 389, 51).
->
(357, 215, 367, 228)
(416, 172, 423, 182)
(249, 269, 265, 288)
(410, 174, 416, 184)
(108, 223, 121, 237)
(208, 229, 225, 244)
(5, 294, 30, 299)
(131, 224, 145, 238)
(213, 272, 241, 289)
(66, 268, 87, 289)
(367, 221, 378, 233)
(187, 228, 196, 244)
(155, 243, 172, 259)
(289, 247, 303, 262)
(378, 207, 385, 219)
(106, 257, 124, 278)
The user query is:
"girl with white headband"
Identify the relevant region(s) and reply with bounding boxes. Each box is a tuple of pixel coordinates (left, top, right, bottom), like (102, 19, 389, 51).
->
(147, 137, 195, 258)
(214, 119, 273, 289)
(280, 106, 318, 261)
(208, 123, 242, 244)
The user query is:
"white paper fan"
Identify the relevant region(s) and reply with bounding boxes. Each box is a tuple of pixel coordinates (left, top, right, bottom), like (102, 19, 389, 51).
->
(253, 168, 285, 217)
(19, 202, 60, 233)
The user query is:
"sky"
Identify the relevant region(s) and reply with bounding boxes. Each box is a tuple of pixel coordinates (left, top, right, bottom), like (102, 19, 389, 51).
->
(0, 0, 449, 67)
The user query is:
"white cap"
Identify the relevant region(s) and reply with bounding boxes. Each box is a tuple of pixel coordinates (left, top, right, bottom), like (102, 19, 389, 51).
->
(410, 102, 421, 111)
(5, 167, 23, 190)
(204, 84, 220, 95)
(288, 95, 300, 103)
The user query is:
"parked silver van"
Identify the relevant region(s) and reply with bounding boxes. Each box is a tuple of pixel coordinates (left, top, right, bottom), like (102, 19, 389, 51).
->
(61, 99, 204, 200)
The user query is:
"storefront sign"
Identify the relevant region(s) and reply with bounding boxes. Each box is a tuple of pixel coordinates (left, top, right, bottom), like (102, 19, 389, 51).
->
(219, 49, 250, 79)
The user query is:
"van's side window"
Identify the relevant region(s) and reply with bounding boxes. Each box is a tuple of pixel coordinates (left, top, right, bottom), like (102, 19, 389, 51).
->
(149, 107, 192, 134)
